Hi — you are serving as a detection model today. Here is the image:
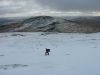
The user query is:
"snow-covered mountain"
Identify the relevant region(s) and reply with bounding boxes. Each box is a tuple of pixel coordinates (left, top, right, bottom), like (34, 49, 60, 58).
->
(0, 16, 100, 33)
(13, 16, 57, 32)
(0, 16, 67, 32)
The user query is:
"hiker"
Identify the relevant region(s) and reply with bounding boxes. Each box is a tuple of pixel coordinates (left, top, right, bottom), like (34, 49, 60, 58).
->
(45, 48, 50, 56)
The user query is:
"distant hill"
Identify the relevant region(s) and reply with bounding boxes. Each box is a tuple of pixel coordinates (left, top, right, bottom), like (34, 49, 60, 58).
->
(0, 16, 100, 33)
(0, 17, 26, 26)
(0, 18, 14, 25)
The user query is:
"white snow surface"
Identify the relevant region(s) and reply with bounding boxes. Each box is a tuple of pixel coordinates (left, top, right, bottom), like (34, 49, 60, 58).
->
(0, 32, 100, 75)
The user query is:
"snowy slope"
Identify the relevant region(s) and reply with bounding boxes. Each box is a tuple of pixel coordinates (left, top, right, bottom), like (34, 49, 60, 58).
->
(0, 32, 100, 75)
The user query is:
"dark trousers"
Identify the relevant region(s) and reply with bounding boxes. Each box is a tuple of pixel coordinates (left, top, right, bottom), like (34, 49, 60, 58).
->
(45, 52, 49, 55)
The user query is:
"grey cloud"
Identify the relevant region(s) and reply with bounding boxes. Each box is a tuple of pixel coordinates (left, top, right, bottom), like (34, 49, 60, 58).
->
(0, 0, 100, 17)
(36, 0, 100, 12)
(0, 0, 38, 15)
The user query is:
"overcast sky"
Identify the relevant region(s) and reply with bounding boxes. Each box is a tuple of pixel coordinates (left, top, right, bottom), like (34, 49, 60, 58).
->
(0, 0, 100, 17)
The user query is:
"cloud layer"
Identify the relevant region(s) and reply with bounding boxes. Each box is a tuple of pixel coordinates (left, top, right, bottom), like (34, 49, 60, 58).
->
(36, 0, 100, 12)
(0, 0, 100, 17)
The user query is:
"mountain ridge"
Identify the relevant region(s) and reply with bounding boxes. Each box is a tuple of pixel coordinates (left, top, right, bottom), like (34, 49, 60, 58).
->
(0, 16, 100, 33)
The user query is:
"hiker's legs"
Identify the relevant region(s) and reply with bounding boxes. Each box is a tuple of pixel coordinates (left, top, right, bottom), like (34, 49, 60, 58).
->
(48, 52, 49, 55)
(45, 52, 49, 56)
(45, 52, 47, 55)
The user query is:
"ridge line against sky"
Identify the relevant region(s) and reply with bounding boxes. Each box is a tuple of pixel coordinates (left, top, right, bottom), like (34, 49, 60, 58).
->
(0, 0, 100, 17)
